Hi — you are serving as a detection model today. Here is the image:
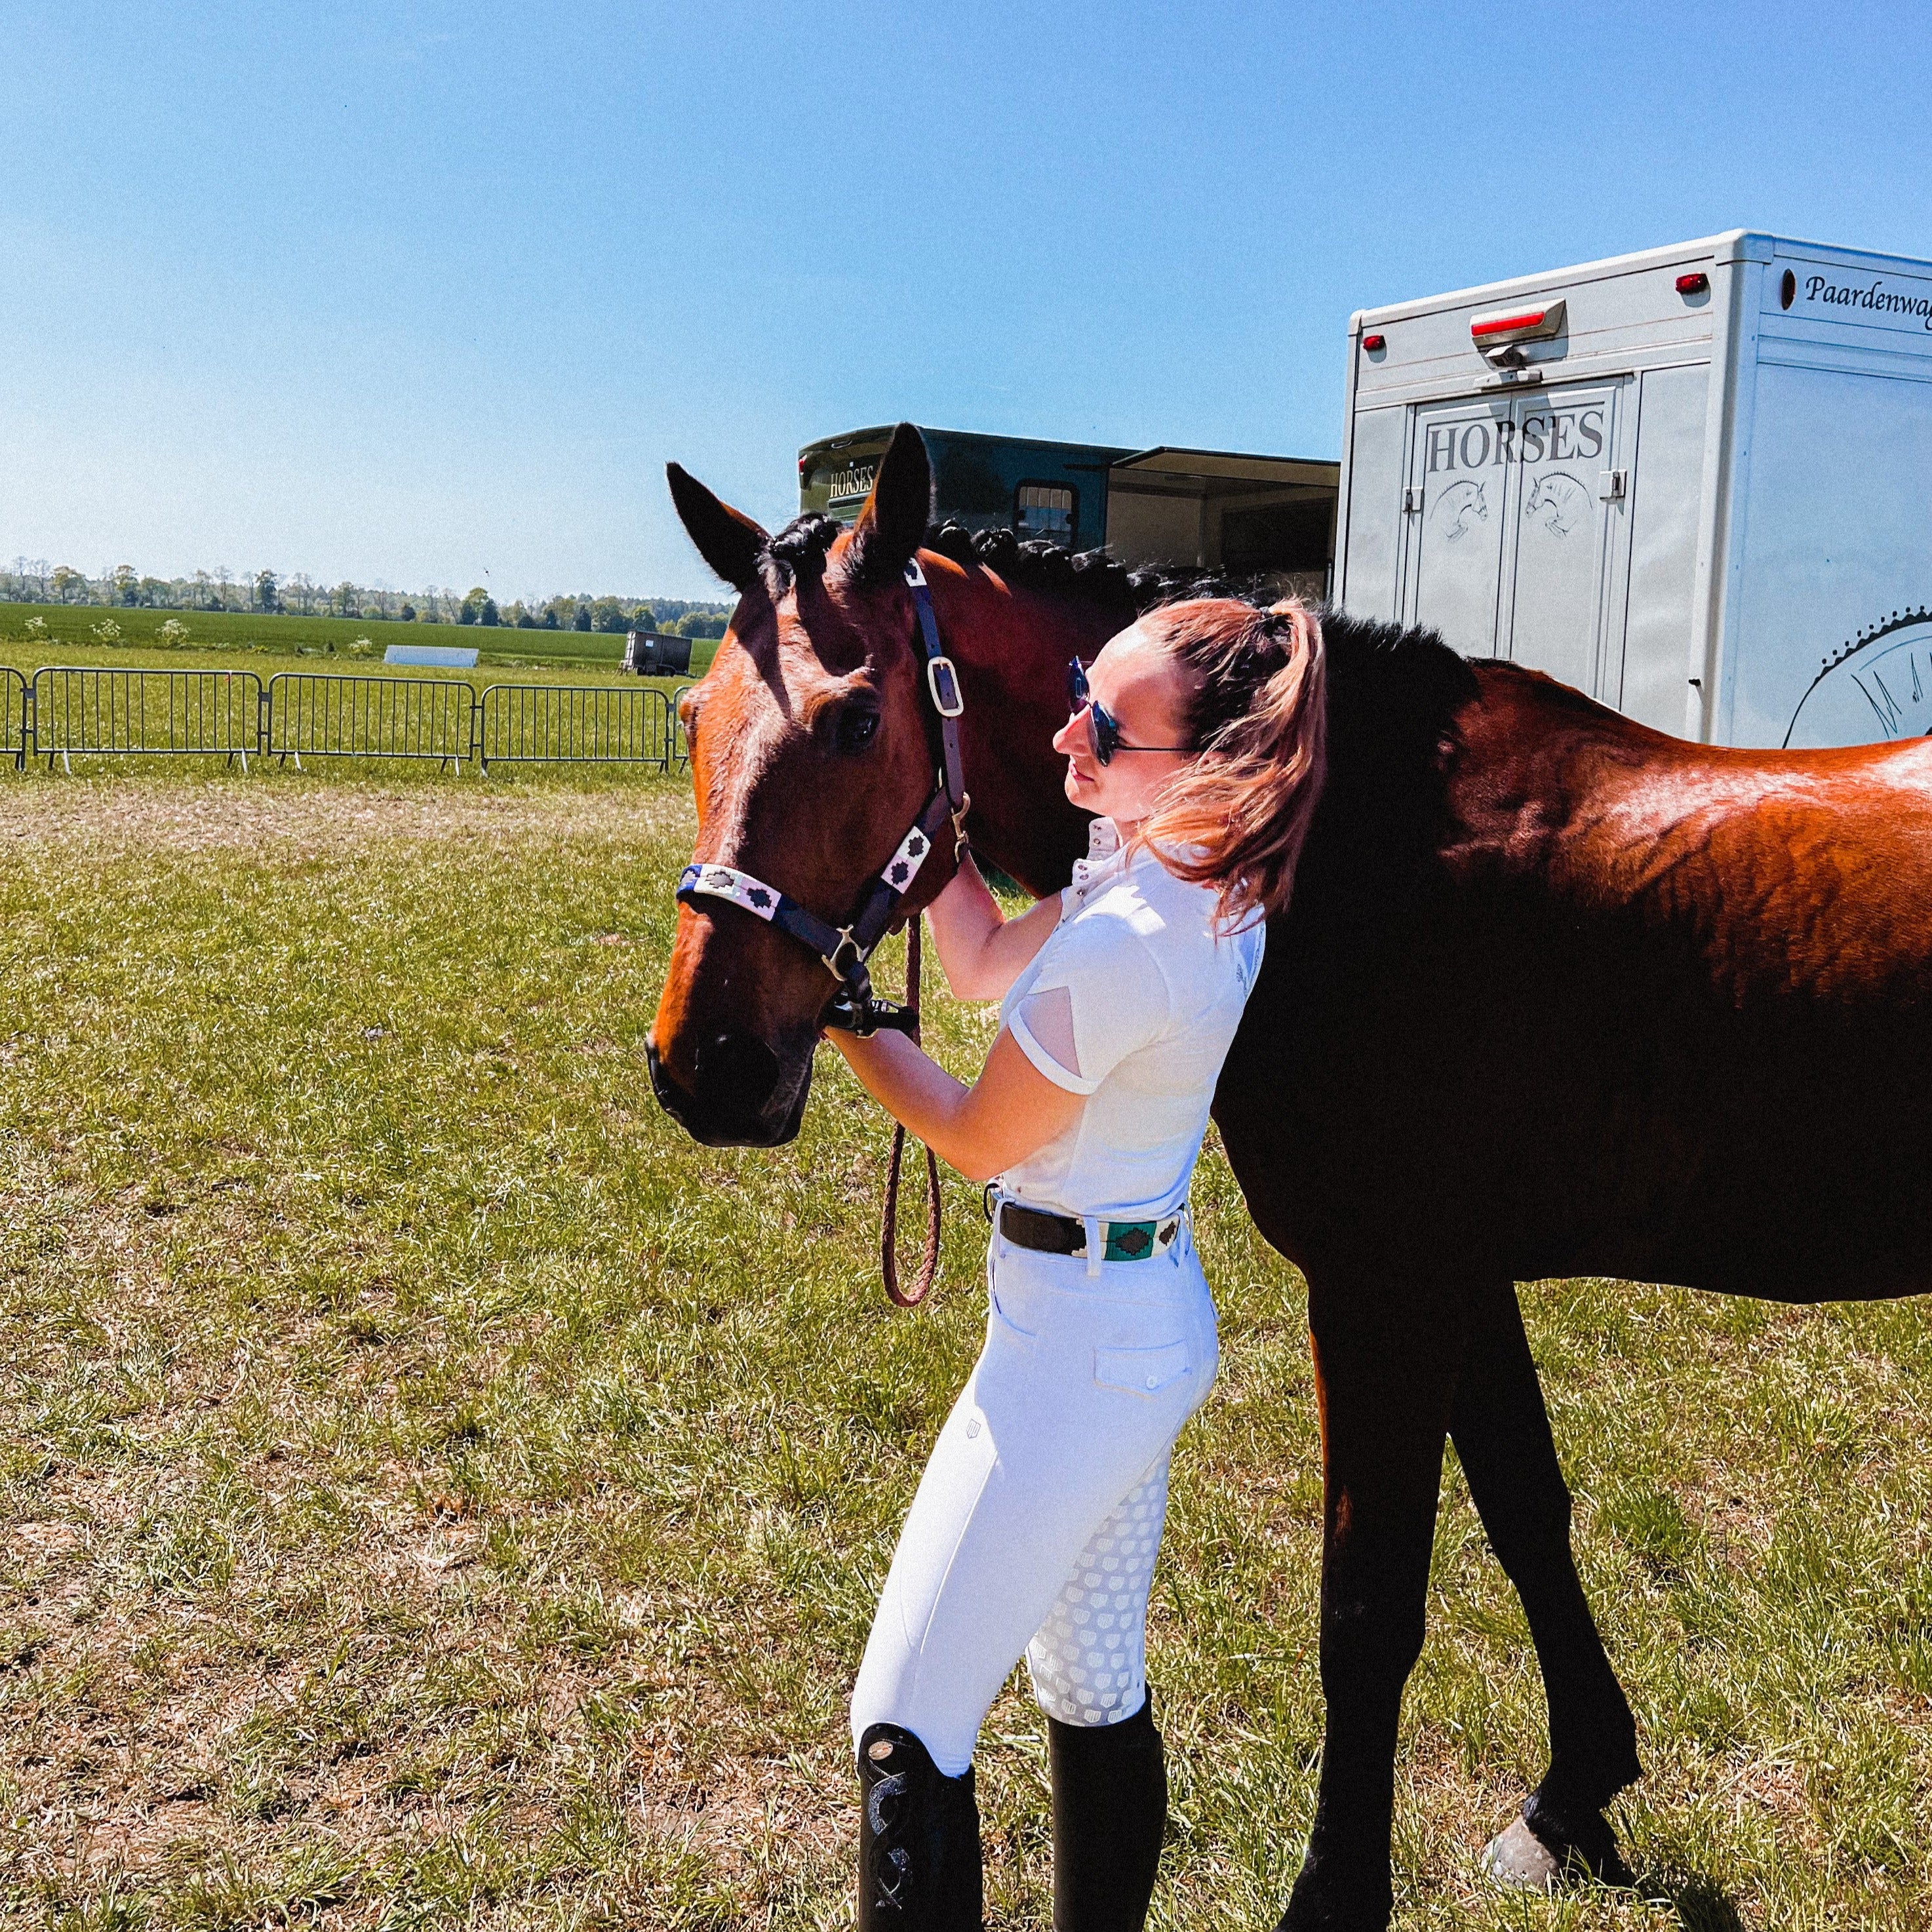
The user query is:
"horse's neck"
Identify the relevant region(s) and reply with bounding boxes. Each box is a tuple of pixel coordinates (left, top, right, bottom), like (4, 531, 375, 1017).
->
(934, 568, 1117, 899)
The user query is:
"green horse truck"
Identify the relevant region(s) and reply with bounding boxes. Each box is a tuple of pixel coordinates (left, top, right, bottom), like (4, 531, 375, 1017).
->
(798, 424, 1338, 599)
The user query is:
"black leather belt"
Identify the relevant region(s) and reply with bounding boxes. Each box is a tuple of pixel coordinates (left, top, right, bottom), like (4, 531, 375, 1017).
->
(994, 1199, 1183, 1263)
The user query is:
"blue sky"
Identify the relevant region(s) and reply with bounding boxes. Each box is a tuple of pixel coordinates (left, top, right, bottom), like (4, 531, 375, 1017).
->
(4, 1, 1929, 602)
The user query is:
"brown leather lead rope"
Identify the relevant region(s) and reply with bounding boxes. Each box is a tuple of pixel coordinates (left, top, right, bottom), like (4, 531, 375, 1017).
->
(880, 915, 943, 1308)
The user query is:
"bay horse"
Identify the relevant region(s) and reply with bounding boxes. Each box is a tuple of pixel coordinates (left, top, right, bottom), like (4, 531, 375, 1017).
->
(647, 424, 1932, 1929)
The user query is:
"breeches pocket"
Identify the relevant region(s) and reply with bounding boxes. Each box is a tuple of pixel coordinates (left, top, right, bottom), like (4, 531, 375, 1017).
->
(1095, 1337, 1193, 1397)
(988, 1282, 1038, 1349)
(986, 1253, 1040, 1354)
(985, 1244, 1217, 1415)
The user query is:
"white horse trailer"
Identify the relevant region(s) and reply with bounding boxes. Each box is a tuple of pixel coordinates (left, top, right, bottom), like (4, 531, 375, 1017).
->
(1335, 231, 1932, 748)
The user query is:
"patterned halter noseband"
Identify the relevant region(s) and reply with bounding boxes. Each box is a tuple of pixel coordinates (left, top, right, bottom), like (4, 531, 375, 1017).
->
(675, 558, 969, 1036)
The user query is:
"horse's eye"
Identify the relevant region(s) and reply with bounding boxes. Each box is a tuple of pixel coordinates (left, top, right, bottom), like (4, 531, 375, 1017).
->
(837, 707, 880, 755)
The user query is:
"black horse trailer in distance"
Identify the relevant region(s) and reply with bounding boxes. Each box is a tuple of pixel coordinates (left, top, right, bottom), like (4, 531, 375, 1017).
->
(622, 630, 693, 677)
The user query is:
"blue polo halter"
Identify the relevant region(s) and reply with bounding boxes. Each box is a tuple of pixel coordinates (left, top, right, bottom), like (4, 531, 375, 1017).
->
(675, 558, 970, 1036)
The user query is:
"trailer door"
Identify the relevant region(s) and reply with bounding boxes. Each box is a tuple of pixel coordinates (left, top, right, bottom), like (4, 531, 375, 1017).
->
(1398, 399, 1512, 653)
(1500, 382, 1628, 698)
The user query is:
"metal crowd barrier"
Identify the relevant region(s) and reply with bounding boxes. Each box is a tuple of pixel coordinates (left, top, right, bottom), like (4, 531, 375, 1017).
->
(475, 683, 677, 773)
(267, 673, 474, 772)
(5, 669, 701, 777)
(0, 669, 25, 770)
(30, 667, 263, 772)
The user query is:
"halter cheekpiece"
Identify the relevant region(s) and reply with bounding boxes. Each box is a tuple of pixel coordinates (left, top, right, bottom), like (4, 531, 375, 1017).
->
(675, 558, 968, 1036)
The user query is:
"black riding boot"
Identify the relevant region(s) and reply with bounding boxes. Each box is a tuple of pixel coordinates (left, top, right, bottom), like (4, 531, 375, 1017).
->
(1048, 1693, 1168, 1931)
(857, 1722, 984, 1929)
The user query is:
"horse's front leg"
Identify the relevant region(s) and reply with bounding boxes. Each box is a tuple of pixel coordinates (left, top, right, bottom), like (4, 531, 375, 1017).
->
(1276, 1271, 1469, 1932)
(1450, 1283, 1640, 1887)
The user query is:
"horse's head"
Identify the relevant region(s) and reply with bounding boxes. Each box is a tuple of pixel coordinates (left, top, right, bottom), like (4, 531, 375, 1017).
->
(647, 424, 956, 1147)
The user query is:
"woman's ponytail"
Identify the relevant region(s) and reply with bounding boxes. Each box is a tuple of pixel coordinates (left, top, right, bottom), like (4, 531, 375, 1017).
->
(1134, 596, 1327, 929)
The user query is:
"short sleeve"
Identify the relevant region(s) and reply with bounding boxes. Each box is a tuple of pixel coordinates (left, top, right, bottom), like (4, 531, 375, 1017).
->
(1006, 913, 1170, 1095)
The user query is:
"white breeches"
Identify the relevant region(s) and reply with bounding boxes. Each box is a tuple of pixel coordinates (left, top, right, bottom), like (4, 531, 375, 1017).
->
(849, 1215, 1219, 1777)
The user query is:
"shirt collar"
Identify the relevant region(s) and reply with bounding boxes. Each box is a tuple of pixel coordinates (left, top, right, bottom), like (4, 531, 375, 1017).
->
(1086, 815, 1122, 861)
(1067, 816, 1131, 911)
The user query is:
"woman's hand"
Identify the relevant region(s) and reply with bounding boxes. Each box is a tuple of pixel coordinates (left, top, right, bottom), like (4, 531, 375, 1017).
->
(825, 1024, 1083, 1184)
(926, 856, 1064, 1002)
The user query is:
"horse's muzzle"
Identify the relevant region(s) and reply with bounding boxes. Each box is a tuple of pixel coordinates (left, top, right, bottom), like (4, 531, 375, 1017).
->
(646, 1030, 807, 1147)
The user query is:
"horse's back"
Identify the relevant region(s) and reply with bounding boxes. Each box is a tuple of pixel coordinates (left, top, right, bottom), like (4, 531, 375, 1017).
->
(1220, 660, 1932, 1302)
(1461, 666, 1932, 1002)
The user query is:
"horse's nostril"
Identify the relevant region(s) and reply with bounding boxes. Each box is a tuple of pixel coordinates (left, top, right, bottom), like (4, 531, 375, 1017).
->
(694, 1030, 782, 1115)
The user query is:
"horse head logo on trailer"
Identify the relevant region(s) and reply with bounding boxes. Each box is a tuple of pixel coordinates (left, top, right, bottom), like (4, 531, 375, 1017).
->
(1522, 471, 1589, 540)
(1430, 479, 1489, 544)
(1784, 606, 1932, 748)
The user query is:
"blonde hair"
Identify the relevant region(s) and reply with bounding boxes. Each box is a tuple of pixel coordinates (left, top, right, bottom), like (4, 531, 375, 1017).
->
(1134, 597, 1328, 929)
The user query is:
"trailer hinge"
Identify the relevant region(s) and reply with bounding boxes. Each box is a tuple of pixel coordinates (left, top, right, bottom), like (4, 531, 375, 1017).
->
(1598, 469, 1628, 502)
(1402, 486, 1425, 515)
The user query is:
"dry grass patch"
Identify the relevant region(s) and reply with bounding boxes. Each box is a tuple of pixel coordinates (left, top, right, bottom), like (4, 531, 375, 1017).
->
(0, 774, 688, 858)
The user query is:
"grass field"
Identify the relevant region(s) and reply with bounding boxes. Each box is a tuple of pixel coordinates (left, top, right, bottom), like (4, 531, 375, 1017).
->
(0, 772, 1928, 1930)
(0, 605, 722, 680)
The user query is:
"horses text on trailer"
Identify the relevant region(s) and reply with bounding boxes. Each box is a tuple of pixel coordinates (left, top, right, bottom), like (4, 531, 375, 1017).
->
(800, 424, 1338, 601)
(1335, 231, 1932, 748)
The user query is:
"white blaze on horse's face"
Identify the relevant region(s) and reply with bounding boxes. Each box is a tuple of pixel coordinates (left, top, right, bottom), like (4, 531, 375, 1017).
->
(653, 424, 945, 1145)
(1052, 620, 1196, 829)
(650, 555, 941, 1146)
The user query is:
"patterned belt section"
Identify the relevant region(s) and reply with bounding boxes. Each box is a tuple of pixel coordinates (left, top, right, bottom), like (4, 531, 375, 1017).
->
(998, 1202, 1183, 1261)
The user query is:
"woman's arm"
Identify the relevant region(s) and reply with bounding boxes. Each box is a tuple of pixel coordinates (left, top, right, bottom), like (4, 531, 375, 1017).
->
(825, 1024, 1084, 1185)
(925, 854, 1065, 1002)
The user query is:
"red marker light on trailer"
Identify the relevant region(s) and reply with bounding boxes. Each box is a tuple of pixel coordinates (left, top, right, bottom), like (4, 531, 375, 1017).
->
(1468, 298, 1566, 366)
(1676, 271, 1709, 295)
(1362, 332, 1385, 352)
(1471, 308, 1547, 339)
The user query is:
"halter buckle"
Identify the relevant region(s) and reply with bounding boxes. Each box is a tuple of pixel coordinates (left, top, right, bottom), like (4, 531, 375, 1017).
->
(824, 928, 866, 984)
(926, 655, 964, 719)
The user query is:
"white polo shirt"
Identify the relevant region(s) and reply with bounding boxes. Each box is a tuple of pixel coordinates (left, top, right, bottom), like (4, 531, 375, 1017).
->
(996, 817, 1266, 1222)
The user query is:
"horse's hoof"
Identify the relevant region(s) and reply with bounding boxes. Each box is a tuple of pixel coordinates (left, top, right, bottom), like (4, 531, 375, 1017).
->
(1481, 1817, 1562, 1891)
(1483, 1796, 1636, 1892)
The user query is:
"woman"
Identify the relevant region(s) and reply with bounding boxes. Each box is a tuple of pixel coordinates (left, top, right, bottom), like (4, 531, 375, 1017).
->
(826, 596, 1326, 1930)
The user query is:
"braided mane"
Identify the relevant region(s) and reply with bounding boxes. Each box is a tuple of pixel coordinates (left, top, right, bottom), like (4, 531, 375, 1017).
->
(758, 515, 1470, 749)
(759, 513, 1260, 616)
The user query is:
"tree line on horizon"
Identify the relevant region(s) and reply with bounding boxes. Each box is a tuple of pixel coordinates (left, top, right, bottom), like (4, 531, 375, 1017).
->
(0, 560, 732, 640)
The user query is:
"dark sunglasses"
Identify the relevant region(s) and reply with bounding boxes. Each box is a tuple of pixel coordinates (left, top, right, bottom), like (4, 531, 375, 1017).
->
(1065, 659, 1189, 766)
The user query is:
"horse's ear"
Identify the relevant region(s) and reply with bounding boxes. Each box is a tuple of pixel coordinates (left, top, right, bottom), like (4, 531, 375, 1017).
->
(667, 463, 769, 593)
(848, 423, 932, 586)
